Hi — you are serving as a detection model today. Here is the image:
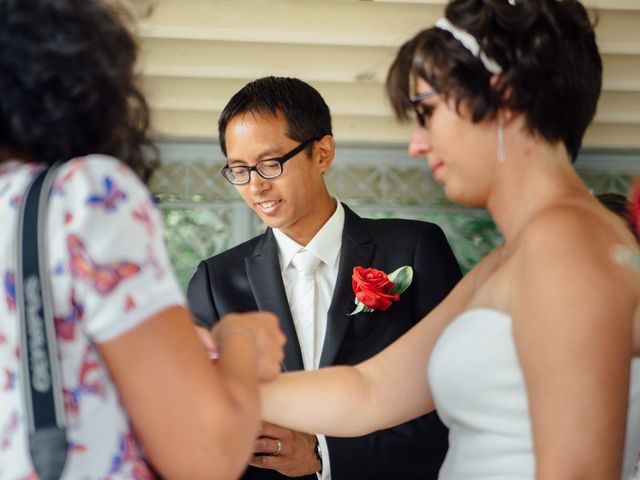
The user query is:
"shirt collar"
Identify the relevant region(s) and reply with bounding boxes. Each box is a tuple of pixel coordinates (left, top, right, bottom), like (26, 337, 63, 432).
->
(273, 199, 345, 273)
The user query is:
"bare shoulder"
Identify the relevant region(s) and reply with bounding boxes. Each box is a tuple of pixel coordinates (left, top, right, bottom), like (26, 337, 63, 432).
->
(512, 202, 638, 314)
(519, 202, 633, 269)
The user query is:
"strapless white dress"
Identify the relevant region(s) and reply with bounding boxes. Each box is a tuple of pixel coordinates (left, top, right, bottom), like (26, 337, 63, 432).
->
(428, 308, 640, 479)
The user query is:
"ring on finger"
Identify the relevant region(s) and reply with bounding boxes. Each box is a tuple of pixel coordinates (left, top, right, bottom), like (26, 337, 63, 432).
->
(273, 439, 283, 456)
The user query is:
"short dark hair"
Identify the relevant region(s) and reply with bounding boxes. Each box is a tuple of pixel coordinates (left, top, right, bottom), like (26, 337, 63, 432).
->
(386, 0, 602, 161)
(0, 0, 157, 182)
(218, 76, 333, 156)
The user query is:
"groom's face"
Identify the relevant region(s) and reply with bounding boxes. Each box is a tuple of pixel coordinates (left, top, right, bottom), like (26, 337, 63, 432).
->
(224, 109, 333, 243)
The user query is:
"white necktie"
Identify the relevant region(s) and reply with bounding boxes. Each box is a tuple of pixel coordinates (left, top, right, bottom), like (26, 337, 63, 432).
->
(290, 250, 322, 370)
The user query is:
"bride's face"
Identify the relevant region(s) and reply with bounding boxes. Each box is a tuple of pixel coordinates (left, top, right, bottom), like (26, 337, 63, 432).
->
(407, 76, 501, 208)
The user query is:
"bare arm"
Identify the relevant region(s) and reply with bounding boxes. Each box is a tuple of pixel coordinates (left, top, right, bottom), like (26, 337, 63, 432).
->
(260, 259, 486, 436)
(512, 211, 637, 480)
(99, 306, 283, 480)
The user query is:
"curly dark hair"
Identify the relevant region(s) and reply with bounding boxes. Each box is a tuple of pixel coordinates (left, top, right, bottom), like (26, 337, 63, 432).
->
(218, 76, 333, 157)
(0, 0, 157, 183)
(386, 0, 602, 161)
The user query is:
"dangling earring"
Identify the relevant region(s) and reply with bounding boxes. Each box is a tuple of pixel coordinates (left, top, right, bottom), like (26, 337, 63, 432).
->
(497, 120, 506, 163)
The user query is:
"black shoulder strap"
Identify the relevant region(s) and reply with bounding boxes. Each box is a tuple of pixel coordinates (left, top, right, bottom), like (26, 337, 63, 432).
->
(16, 163, 68, 480)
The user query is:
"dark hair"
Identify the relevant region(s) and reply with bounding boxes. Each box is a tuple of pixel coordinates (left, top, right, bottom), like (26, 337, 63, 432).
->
(597, 193, 639, 242)
(386, 0, 602, 161)
(218, 76, 333, 156)
(0, 0, 157, 183)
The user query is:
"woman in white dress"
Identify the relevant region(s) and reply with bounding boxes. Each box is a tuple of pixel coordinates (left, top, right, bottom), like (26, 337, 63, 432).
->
(255, 0, 640, 478)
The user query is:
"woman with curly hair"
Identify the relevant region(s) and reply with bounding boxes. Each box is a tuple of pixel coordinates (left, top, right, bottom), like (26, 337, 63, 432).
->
(258, 0, 640, 478)
(0, 1, 284, 478)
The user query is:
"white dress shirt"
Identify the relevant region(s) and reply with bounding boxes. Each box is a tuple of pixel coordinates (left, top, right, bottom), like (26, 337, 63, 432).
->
(273, 199, 344, 480)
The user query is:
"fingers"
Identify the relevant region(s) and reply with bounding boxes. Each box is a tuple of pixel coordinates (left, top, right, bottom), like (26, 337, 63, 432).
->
(249, 433, 322, 476)
(215, 311, 286, 381)
(258, 313, 286, 381)
(193, 325, 217, 357)
(252, 428, 312, 457)
(253, 436, 283, 456)
(250, 453, 282, 470)
(250, 437, 285, 471)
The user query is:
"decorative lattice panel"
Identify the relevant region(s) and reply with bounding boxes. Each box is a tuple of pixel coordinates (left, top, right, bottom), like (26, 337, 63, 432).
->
(580, 170, 635, 195)
(153, 140, 639, 290)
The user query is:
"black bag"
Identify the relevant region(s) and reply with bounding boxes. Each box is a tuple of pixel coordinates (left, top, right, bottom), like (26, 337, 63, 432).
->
(16, 163, 68, 480)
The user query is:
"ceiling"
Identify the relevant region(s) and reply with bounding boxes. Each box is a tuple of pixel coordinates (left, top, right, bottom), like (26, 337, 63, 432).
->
(137, 0, 640, 149)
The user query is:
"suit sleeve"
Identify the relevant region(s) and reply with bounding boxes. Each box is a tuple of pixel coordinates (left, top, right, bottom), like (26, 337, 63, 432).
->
(325, 222, 461, 480)
(186, 260, 220, 329)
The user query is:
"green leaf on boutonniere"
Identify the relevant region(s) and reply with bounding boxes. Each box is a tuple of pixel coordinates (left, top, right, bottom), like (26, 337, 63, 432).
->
(350, 301, 366, 315)
(349, 301, 374, 315)
(388, 266, 413, 295)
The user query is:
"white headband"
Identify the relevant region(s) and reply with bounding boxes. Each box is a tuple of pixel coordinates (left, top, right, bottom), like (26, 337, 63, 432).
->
(435, 17, 503, 75)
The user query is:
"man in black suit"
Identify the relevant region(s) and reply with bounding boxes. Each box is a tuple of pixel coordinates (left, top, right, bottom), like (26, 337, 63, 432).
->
(187, 76, 461, 480)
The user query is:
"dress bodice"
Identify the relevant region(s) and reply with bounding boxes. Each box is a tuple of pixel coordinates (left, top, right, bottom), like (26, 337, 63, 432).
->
(428, 308, 640, 479)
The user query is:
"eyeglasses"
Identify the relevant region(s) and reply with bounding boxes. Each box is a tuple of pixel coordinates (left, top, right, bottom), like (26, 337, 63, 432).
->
(410, 91, 438, 127)
(221, 138, 318, 185)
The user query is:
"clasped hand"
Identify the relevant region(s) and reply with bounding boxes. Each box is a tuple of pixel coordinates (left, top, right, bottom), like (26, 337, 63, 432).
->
(194, 311, 286, 382)
(250, 422, 322, 477)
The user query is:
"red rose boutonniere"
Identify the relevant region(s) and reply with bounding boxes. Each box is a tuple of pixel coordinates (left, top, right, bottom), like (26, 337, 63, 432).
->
(349, 265, 413, 315)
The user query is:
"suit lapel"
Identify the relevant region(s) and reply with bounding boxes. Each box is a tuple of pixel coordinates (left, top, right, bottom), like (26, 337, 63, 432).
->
(320, 205, 375, 367)
(245, 229, 304, 372)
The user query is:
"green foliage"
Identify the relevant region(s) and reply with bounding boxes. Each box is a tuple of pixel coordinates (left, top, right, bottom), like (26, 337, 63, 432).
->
(158, 168, 634, 291)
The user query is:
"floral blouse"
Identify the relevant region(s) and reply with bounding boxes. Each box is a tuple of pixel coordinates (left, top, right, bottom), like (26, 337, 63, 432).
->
(0, 155, 184, 479)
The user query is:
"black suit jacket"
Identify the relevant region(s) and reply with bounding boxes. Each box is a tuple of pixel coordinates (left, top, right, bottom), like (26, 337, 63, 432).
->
(187, 204, 462, 480)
